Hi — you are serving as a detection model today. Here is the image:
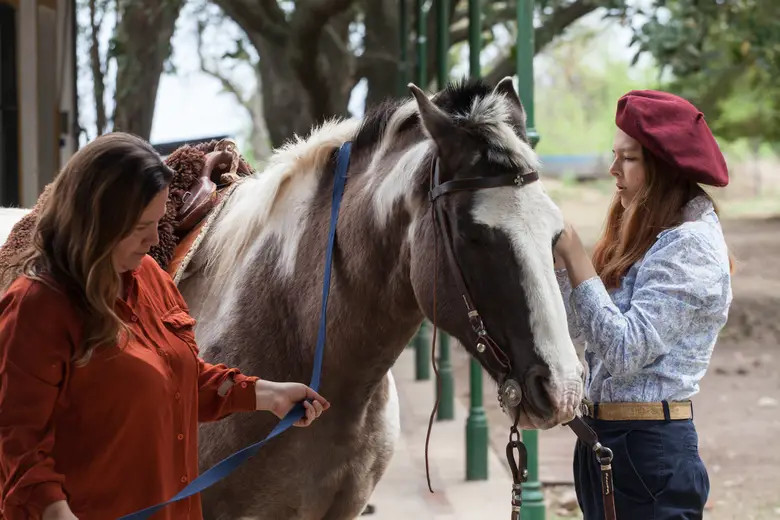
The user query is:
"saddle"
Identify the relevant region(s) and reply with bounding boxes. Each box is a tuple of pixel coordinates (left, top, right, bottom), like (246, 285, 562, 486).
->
(173, 140, 244, 236)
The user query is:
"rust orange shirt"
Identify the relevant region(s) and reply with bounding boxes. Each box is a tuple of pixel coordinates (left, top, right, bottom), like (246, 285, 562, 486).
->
(0, 255, 259, 520)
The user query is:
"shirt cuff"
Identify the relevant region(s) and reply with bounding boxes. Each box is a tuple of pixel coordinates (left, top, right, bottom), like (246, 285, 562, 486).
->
(570, 275, 614, 333)
(9, 481, 68, 520)
(228, 373, 260, 412)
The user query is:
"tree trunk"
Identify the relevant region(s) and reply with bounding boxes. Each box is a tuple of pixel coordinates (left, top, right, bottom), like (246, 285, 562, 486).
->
(112, 0, 184, 140)
(361, 0, 403, 109)
(216, 0, 358, 148)
(247, 86, 272, 165)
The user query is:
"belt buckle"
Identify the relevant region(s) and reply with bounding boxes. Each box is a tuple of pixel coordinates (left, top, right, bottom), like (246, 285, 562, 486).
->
(579, 401, 591, 418)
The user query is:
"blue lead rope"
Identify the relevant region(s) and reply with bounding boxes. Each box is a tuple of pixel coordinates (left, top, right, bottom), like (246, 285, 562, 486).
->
(118, 141, 352, 520)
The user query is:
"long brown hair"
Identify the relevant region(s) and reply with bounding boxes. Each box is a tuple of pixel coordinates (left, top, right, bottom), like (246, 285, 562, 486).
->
(10, 132, 173, 365)
(592, 147, 733, 289)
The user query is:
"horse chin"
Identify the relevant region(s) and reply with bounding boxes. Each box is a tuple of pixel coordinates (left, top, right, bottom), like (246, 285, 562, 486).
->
(505, 404, 560, 431)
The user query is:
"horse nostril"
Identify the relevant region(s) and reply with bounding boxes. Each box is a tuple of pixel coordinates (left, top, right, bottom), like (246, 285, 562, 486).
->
(524, 365, 554, 419)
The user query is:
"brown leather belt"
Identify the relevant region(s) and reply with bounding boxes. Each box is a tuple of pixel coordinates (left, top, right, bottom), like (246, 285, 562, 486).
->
(580, 400, 693, 421)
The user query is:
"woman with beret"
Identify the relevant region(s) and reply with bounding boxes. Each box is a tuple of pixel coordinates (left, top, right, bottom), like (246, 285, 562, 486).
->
(0, 132, 330, 520)
(554, 90, 733, 519)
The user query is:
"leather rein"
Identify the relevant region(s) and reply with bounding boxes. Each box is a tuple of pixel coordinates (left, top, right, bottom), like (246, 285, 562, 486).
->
(424, 156, 617, 520)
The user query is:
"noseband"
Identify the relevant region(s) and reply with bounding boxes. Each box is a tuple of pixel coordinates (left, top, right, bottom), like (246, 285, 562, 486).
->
(424, 155, 617, 520)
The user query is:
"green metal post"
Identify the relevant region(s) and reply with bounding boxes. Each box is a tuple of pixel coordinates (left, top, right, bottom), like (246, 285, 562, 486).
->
(436, 0, 449, 89)
(413, 0, 431, 380)
(398, 0, 409, 97)
(436, 332, 455, 421)
(516, 0, 539, 149)
(433, 0, 455, 422)
(517, 0, 544, 518)
(465, 0, 488, 482)
(415, 321, 431, 381)
(415, 0, 428, 88)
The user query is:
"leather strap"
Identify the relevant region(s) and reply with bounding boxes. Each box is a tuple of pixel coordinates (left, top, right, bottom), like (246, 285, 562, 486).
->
(567, 416, 617, 520)
(430, 159, 512, 379)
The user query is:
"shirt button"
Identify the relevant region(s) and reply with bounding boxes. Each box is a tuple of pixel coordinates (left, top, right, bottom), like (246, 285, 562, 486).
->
(174, 392, 181, 400)
(240, 382, 247, 388)
(181, 476, 187, 483)
(177, 433, 184, 440)
(130, 315, 138, 322)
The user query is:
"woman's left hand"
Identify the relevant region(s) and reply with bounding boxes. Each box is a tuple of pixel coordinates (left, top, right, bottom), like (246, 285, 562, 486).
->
(254, 380, 331, 427)
(554, 221, 597, 288)
(554, 222, 584, 265)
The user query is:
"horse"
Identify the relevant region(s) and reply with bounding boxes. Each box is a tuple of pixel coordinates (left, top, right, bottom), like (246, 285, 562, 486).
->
(0, 76, 584, 519)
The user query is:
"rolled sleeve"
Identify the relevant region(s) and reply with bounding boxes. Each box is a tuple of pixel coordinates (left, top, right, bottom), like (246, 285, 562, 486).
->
(0, 281, 73, 518)
(570, 231, 727, 376)
(196, 361, 259, 421)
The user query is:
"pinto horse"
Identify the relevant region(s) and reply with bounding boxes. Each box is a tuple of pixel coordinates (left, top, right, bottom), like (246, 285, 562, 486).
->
(0, 77, 584, 519)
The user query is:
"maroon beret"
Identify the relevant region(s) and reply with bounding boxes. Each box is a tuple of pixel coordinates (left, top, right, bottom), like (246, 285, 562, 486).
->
(615, 90, 729, 187)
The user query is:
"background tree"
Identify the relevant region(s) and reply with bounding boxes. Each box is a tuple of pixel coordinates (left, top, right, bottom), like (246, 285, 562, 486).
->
(185, 0, 638, 157)
(78, 0, 184, 140)
(630, 0, 780, 143)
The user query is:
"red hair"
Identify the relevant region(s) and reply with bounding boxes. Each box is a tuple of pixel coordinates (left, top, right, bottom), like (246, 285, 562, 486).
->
(592, 148, 734, 289)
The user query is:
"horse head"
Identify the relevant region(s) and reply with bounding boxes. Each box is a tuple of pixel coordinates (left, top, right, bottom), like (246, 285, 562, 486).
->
(407, 77, 583, 430)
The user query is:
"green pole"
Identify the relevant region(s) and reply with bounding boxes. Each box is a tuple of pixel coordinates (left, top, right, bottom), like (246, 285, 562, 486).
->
(436, 331, 455, 421)
(436, 0, 449, 89)
(433, 0, 454, 422)
(398, 0, 409, 97)
(517, 1, 544, 518)
(413, 0, 431, 380)
(465, 0, 488, 482)
(415, 0, 428, 88)
(516, 0, 539, 149)
(415, 321, 431, 381)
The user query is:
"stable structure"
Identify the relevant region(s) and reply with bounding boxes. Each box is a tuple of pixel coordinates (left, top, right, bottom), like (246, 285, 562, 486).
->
(0, 0, 78, 208)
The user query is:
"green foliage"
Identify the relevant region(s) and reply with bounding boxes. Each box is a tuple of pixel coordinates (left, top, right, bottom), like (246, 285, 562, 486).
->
(533, 22, 660, 155)
(632, 0, 780, 143)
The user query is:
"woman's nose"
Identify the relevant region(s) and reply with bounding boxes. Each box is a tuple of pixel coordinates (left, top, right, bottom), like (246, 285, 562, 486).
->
(608, 159, 620, 178)
(147, 227, 160, 248)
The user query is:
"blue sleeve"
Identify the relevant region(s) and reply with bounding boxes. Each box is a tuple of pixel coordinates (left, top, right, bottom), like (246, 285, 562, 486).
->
(555, 268, 583, 341)
(569, 231, 729, 376)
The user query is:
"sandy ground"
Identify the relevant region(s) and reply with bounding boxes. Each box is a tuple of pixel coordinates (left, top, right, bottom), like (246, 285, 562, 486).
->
(445, 170, 780, 519)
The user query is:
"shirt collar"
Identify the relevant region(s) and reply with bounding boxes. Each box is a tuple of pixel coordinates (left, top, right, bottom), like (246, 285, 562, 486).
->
(681, 194, 714, 223)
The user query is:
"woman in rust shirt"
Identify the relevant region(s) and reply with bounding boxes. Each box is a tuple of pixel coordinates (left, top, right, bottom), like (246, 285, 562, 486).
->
(0, 133, 329, 520)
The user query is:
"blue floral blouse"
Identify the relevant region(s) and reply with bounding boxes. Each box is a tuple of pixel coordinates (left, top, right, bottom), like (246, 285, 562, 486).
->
(557, 195, 733, 403)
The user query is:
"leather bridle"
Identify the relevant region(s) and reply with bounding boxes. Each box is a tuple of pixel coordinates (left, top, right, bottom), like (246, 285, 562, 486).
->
(423, 155, 617, 520)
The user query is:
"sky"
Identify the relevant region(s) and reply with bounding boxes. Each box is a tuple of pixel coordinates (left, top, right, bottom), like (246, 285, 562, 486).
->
(77, 1, 657, 147)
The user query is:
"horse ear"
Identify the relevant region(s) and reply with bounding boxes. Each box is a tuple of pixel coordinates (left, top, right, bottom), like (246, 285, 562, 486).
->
(493, 76, 527, 130)
(408, 82, 455, 144)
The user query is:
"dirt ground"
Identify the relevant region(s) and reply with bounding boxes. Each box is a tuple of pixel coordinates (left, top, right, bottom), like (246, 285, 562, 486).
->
(447, 171, 780, 519)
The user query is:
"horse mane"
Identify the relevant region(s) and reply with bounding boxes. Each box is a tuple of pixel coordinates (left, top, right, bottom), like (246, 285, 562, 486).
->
(198, 118, 360, 283)
(197, 77, 540, 286)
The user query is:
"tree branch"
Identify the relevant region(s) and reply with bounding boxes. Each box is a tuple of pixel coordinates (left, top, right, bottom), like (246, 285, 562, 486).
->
(88, 0, 107, 135)
(212, 0, 290, 46)
(289, 0, 358, 119)
(194, 19, 252, 116)
(485, 0, 603, 85)
(450, 3, 516, 46)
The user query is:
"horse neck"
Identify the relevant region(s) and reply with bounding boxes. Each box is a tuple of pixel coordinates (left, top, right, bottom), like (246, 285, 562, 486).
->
(306, 144, 430, 391)
(182, 141, 431, 399)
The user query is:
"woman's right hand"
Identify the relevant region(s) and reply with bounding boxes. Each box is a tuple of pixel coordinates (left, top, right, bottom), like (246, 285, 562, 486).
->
(42, 500, 79, 520)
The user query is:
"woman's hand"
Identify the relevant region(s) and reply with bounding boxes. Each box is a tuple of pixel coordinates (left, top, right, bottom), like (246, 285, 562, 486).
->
(254, 380, 330, 427)
(42, 501, 78, 520)
(554, 222, 597, 288)
(554, 222, 584, 266)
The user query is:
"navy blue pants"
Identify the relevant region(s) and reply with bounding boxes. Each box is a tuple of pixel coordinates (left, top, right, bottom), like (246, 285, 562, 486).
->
(574, 417, 710, 520)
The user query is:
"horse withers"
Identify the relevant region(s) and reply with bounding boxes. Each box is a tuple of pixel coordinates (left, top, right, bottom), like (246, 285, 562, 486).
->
(0, 77, 584, 519)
